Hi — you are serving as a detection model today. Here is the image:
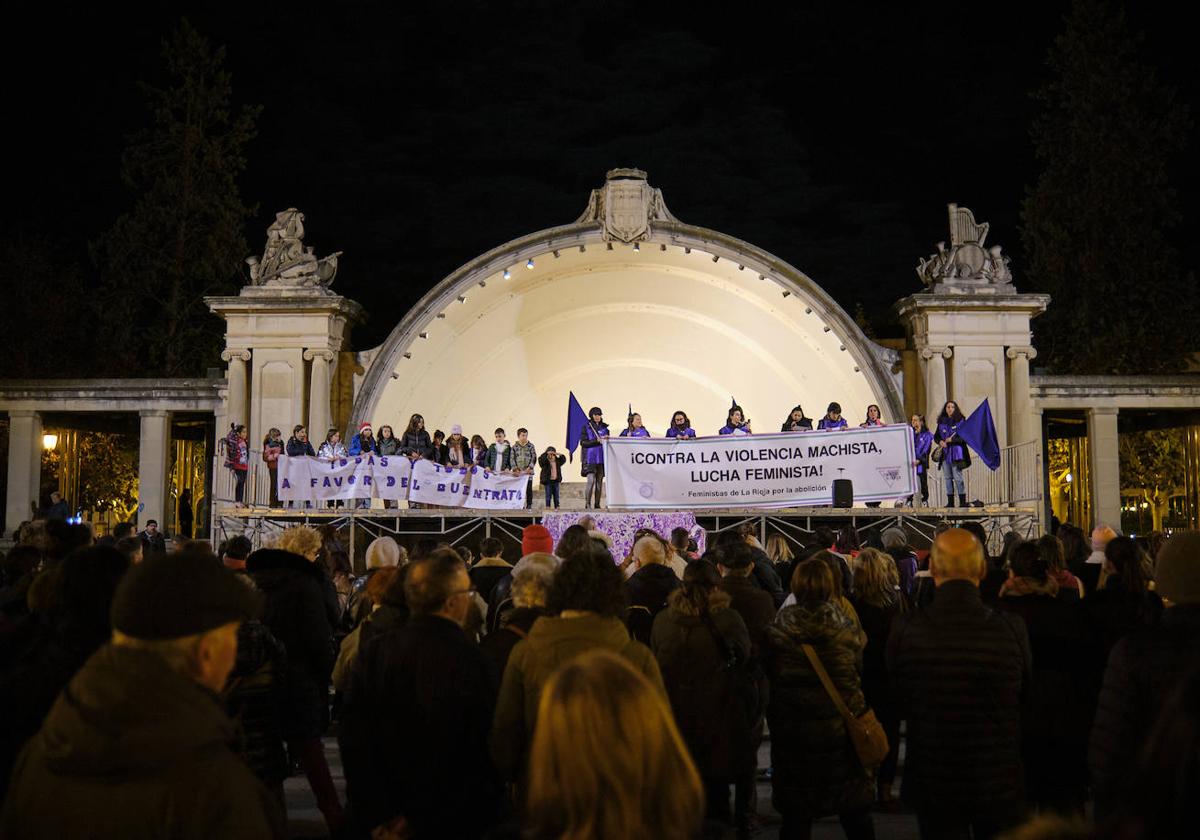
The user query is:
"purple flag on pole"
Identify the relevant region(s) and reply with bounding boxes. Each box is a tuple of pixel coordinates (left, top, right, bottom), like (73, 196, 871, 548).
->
(566, 392, 589, 462)
(957, 398, 1002, 470)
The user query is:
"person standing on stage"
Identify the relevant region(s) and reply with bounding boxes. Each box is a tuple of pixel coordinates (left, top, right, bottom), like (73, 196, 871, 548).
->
(816, 403, 848, 431)
(580, 407, 610, 509)
(935, 400, 970, 508)
(666, 411, 696, 439)
(781, 405, 813, 432)
(910, 415, 933, 506)
(469, 434, 489, 466)
(719, 406, 752, 436)
(399, 414, 434, 461)
(511, 428, 538, 510)
(621, 413, 651, 438)
(860, 405, 885, 427)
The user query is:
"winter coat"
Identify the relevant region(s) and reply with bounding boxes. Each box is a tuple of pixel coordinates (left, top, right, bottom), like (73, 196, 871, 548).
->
(247, 549, 336, 740)
(285, 437, 315, 457)
(480, 606, 546, 687)
(224, 619, 289, 786)
(719, 573, 776, 657)
(1081, 579, 1163, 663)
(913, 429, 933, 474)
(261, 438, 284, 467)
(469, 558, 513, 606)
(665, 425, 697, 438)
(1088, 605, 1200, 805)
(764, 600, 873, 818)
(579, 422, 609, 468)
(340, 614, 501, 838)
(440, 437, 470, 466)
(781, 417, 814, 432)
(816, 416, 848, 430)
(537, 451, 566, 484)
(718, 423, 751, 435)
(317, 441, 346, 460)
(490, 613, 665, 781)
(887, 548, 919, 600)
(510, 440, 537, 472)
(651, 591, 756, 780)
(399, 429, 433, 459)
(225, 431, 249, 471)
(376, 436, 401, 456)
(849, 595, 901, 731)
(996, 589, 1092, 799)
(619, 426, 651, 437)
(887, 579, 1032, 815)
(935, 418, 972, 469)
(485, 442, 513, 472)
(347, 433, 378, 456)
(1, 644, 284, 839)
(748, 547, 787, 607)
(625, 563, 682, 645)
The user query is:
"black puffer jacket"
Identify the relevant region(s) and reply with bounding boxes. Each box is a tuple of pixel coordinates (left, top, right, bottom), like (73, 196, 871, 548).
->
(399, 430, 433, 459)
(625, 564, 680, 645)
(225, 619, 289, 787)
(651, 590, 756, 781)
(887, 580, 1032, 815)
(764, 600, 872, 818)
(247, 549, 335, 740)
(1089, 605, 1200, 806)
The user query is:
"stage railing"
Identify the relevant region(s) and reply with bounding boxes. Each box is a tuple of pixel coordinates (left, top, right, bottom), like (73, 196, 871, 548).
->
(926, 439, 1041, 509)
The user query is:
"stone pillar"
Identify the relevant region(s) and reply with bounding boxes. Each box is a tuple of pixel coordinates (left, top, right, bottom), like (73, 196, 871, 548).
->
(1087, 406, 1121, 531)
(5, 411, 42, 531)
(920, 346, 952, 421)
(222, 350, 251, 430)
(1006, 346, 1037, 445)
(305, 349, 335, 439)
(138, 410, 172, 528)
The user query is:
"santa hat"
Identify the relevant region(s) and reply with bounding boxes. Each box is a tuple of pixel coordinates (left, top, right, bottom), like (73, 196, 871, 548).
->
(359, 422, 372, 433)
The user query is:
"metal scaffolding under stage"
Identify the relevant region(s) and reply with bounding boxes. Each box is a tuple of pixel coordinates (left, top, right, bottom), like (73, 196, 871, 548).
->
(213, 504, 1039, 560)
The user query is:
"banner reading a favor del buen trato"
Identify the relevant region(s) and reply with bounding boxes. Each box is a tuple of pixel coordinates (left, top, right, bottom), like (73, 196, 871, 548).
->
(603, 426, 916, 509)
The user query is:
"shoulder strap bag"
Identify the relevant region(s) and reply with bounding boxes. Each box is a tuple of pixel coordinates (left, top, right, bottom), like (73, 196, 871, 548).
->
(800, 642, 889, 771)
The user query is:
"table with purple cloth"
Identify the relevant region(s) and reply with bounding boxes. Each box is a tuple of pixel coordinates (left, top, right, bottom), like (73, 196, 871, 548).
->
(542, 512, 706, 562)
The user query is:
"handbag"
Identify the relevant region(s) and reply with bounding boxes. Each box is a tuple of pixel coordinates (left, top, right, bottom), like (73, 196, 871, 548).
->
(800, 643, 889, 771)
(931, 443, 946, 464)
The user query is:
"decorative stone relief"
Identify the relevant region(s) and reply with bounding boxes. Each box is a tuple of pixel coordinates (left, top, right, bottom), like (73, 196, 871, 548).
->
(247, 208, 342, 288)
(916, 204, 1014, 292)
(576, 168, 678, 243)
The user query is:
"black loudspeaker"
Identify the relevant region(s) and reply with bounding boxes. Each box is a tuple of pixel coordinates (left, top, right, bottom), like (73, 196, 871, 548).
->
(832, 479, 854, 508)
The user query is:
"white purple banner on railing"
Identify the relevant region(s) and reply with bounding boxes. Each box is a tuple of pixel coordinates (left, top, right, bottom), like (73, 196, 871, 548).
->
(276, 455, 527, 508)
(603, 426, 916, 509)
(408, 460, 528, 509)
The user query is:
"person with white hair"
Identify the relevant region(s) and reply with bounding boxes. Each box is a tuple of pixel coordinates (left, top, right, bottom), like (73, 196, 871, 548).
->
(481, 552, 558, 681)
(347, 537, 408, 627)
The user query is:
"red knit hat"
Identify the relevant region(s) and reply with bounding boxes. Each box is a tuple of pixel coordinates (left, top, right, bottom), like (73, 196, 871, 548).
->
(359, 421, 372, 433)
(522, 524, 554, 557)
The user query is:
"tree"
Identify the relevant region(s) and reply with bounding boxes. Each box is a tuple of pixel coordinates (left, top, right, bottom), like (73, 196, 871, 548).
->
(1021, 0, 1192, 374)
(1119, 429, 1186, 530)
(92, 19, 259, 376)
(75, 432, 140, 522)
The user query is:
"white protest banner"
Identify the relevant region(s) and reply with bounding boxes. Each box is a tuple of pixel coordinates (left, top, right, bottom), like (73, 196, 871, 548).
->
(603, 426, 916, 509)
(408, 460, 529, 510)
(277, 454, 412, 502)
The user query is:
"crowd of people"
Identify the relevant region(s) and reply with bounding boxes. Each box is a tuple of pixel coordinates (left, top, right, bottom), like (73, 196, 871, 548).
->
(223, 398, 976, 512)
(1, 508, 1197, 839)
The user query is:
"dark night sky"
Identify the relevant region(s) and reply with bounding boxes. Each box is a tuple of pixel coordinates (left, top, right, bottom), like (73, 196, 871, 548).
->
(6, 1, 1198, 347)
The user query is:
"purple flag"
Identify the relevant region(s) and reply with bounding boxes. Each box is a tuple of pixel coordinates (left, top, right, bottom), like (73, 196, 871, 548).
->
(566, 392, 589, 462)
(957, 398, 1002, 470)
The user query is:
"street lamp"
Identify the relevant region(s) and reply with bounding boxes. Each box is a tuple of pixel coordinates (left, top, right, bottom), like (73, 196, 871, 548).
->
(42, 433, 58, 451)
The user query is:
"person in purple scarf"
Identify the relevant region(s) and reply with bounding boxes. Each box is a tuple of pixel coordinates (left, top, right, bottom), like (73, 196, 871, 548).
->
(719, 405, 752, 436)
(579, 406, 610, 509)
(665, 411, 696, 439)
(935, 400, 971, 507)
(620, 412, 651, 438)
(910, 414, 933, 506)
(817, 402, 849, 430)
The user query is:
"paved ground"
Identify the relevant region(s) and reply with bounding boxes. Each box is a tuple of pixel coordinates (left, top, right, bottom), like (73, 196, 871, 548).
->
(284, 737, 923, 839)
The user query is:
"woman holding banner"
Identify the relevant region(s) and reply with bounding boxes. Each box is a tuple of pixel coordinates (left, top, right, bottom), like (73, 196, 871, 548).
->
(399, 413, 434, 460)
(621, 413, 651, 438)
(860, 405, 885, 427)
(934, 401, 970, 508)
(817, 403, 848, 431)
(781, 406, 813, 432)
(719, 405, 752, 436)
(666, 411, 696, 439)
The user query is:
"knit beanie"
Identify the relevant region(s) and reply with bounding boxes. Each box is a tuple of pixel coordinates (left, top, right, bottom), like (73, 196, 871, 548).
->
(522, 524, 554, 557)
(1091, 525, 1118, 552)
(365, 536, 401, 570)
(112, 549, 259, 640)
(1153, 532, 1200, 605)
